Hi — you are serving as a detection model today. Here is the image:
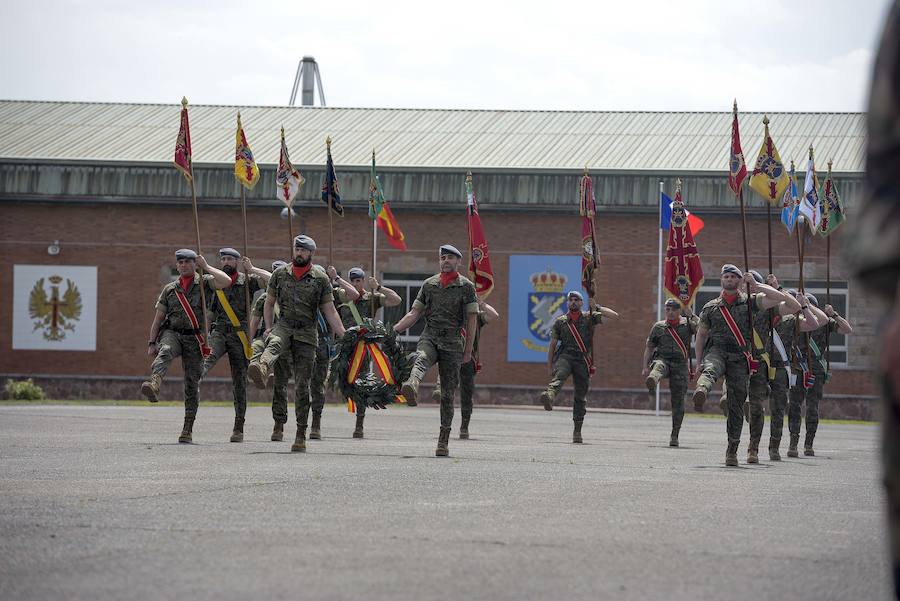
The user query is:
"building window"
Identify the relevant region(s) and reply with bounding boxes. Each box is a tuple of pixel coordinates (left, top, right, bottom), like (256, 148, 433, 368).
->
(688, 279, 849, 367)
(382, 273, 432, 350)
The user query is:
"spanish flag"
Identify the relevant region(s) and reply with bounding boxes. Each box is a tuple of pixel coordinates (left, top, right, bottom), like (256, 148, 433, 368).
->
(234, 113, 260, 190)
(369, 150, 406, 250)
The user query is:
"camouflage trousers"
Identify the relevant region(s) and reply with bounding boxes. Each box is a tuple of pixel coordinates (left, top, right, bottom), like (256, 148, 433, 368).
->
(409, 337, 462, 428)
(696, 348, 750, 443)
(769, 366, 790, 442)
(150, 330, 202, 419)
(432, 360, 477, 418)
(746, 366, 769, 445)
(251, 323, 316, 427)
(201, 328, 250, 419)
(310, 339, 331, 416)
(251, 337, 293, 425)
(546, 354, 590, 421)
(648, 359, 688, 431)
(789, 372, 824, 446)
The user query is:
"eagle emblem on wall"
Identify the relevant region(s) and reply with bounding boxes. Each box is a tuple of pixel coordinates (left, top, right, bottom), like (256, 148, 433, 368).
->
(29, 275, 83, 341)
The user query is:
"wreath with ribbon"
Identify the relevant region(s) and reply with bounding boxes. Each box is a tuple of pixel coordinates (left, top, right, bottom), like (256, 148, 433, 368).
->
(328, 318, 413, 409)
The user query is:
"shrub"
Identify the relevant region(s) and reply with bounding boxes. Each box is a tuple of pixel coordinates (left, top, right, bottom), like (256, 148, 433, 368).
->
(4, 378, 46, 401)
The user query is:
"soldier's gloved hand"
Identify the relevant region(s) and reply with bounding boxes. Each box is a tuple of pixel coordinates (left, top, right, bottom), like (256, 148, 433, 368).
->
(241, 256, 254, 271)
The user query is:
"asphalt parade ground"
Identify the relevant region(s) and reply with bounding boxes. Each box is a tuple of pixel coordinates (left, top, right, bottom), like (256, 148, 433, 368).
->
(0, 403, 889, 601)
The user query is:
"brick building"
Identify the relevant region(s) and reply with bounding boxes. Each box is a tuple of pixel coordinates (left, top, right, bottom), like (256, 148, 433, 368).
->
(0, 101, 877, 418)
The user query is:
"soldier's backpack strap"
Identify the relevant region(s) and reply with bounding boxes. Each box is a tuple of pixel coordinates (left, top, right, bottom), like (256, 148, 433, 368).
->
(341, 299, 364, 326)
(214, 289, 253, 359)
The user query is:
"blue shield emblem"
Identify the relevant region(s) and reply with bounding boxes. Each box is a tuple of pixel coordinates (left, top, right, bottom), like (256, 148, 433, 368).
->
(528, 291, 565, 341)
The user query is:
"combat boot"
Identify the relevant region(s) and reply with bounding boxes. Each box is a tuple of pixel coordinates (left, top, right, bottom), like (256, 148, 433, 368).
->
(573, 420, 584, 444)
(747, 440, 759, 464)
(291, 426, 306, 453)
(248, 362, 268, 389)
(435, 427, 451, 457)
(645, 374, 657, 395)
(669, 427, 680, 447)
(787, 434, 799, 458)
(540, 390, 555, 411)
(140, 374, 162, 403)
(725, 441, 739, 466)
(178, 416, 194, 444)
(459, 415, 470, 440)
(769, 438, 781, 461)
(804, 433, 815, 456)
(230, 417, 244, 443)
(271, 422, 284, 442)
(692, 388, 706, 412)
(432, 388, 441, 402)
(400, 379, 418, 407)
(309, 412, 322, 440)
(352, 415, 365, 439)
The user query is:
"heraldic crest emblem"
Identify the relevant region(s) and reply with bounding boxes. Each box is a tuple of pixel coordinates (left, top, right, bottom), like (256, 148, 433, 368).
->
(528, 269, 567, 342)
(29, 275, 82, 341)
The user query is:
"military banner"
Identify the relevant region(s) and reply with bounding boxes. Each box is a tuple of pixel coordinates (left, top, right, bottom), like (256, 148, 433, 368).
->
(507, 255, 585, 363)
(13, 265, 97, 351)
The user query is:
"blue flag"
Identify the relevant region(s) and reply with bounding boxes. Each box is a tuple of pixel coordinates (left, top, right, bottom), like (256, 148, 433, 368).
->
(320, 138, 344, 217)
(780, 163, 799, 233)
(660, 193, 673, 229)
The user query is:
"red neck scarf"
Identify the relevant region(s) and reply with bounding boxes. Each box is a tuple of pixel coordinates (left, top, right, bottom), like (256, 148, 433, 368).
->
(721, 290, 739, 306)
(229, 271, 239, 286)
(567, 310, 582, 322)
(179, 274, 194, 292)
(666, 318, 680, 327)
(292, 263, 312, 280)
(439, 271, 459, 288)
(773, 314, 782, 328)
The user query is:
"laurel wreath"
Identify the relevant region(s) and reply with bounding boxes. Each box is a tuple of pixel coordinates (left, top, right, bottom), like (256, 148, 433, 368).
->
(328, 318, 413, 409)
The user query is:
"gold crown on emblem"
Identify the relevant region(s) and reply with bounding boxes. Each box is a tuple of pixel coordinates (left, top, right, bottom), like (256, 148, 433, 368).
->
(49, 275, 63, 285)
(530, 269, 567, 293)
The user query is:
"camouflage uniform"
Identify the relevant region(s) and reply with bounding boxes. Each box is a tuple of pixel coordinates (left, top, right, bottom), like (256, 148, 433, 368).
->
(543, 308, 604, 423)
(250, 293, 292, 426)
(847, 4, 900, 592)
(433, 312, 489, 423)
(696, 292, 764, 453)
(645, 316, 698, 437)
(788, 318, 837, 450)
(405, 274, 479, 430)
(251, 264, 334, 435)
(769, 313, 798, 451)
(201, 273, 262, 424)
(149, 273, 216, 420)
(336, 289, 386, 421)
(746, 307, 775, 454)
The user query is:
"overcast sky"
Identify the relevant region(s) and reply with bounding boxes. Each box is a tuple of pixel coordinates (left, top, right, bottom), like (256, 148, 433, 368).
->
(2, 0, 892, 112)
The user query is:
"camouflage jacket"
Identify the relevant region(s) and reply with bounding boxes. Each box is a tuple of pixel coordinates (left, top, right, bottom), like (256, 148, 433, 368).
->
(155, 273, 215, 332)
(551, 310, 603, 360)
(209, 272, 262, 330)
(412, 274, 479, 352)
(699, 292, 764, 357)
(265, 264, 334, 347)
(647, 317, 698, 364)
(336, 289, 385, 329)
(795, 318, 838, 375)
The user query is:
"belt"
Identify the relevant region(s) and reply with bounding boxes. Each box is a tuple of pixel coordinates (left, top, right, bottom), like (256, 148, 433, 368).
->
(425, 327, 461, 338)
(280, 317, 306, 328)
(172, 327, 200, 335)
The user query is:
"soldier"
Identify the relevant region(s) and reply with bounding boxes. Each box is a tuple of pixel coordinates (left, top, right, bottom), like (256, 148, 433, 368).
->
(690, 264, 793, 466)
(247, 235, 346, 453)
(540, 290, 619, 443)
(335, 266, 401, 438)
(848, 4, 900, 592)
(431, 299, 500, 439)
(200, 248, 271, 443)
(740, 270, 802, 463)
(641, 298, 698, 447)
(767, 286, 820, 460)
(249, 260, 294, 442)
(787, 292, 853, 457)
(140, 249, 232, 443)
(306, 267, 359, 440)
(392, 244, 479, 457)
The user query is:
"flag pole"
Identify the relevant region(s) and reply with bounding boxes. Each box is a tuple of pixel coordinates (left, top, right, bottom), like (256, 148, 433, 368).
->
(656, 179, 663, 417)
(326, 136, 334, 266)
(239, 184, 252, 340)
(825, 161, 833, 375)
(184, 98, 210, 339)
(372, 149, 378, 318)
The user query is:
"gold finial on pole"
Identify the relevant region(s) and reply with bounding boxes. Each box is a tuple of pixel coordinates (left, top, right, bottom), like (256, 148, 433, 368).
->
(280, 126, 285, 139)
(675, 177, 682, 193)
(827, 159, 833, 173)
(584, 165, 589, 176)
(326, 136, 332, 149)
(790, 159, 795, 170)
(808, 146, 814, 160)
(733, 99, 738, 113)
(465, 170, 473, 183)
(181, 97, 188, 108)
